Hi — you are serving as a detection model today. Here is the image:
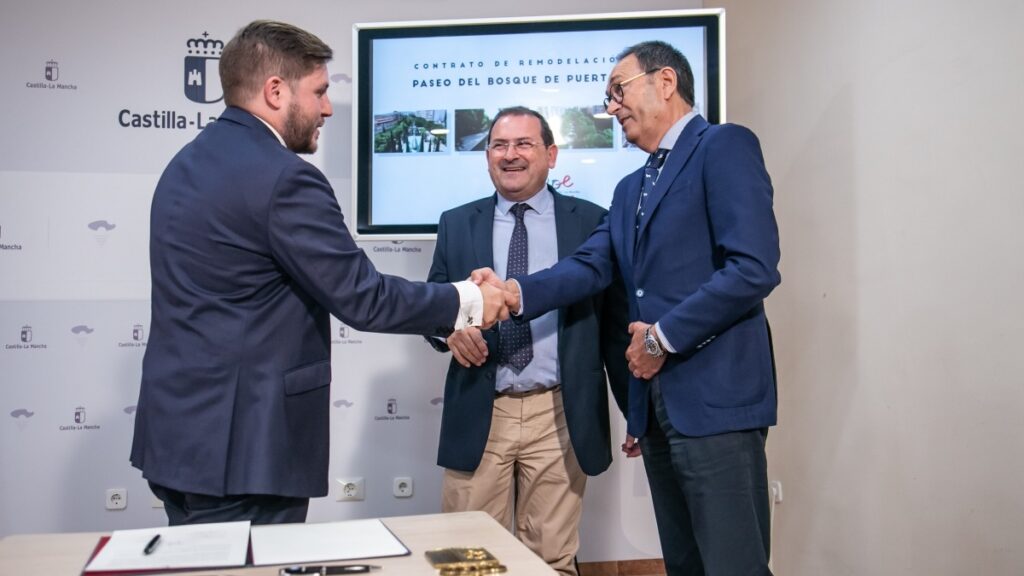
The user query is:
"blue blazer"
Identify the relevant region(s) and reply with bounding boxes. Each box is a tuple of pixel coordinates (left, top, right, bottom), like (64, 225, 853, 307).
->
(131, 107, 459, 498)
(427, 189, 630, 476)
(518, 116, 781, 438)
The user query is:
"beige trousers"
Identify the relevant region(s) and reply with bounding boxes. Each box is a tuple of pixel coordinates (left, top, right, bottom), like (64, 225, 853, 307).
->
(442, 387, 586, 576)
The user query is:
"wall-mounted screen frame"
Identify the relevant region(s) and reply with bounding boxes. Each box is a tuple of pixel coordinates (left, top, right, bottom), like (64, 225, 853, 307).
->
(353, 9, 725, 239)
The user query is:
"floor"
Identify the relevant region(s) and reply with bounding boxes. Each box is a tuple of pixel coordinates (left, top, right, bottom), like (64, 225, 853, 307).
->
(578, 559, 667, 576)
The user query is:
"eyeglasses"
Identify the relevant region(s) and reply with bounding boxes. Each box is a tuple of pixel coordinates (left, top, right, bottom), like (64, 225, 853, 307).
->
(603, 68, 661, 111)
(487, 139, 542, 155)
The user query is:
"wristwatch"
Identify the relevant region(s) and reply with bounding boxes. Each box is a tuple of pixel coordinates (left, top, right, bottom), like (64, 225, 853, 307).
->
(643, 325, 665, 358)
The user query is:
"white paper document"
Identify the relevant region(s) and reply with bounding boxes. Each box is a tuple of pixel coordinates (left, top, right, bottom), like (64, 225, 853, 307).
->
(85, 520, 251, 572)
(250, 518, 409, 566)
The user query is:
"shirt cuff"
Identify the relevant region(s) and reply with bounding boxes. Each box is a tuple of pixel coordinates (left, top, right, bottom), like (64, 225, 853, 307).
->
(452, 281, 484, 330)
(654, 322, 677, 354)
(508, 279, 524, 316)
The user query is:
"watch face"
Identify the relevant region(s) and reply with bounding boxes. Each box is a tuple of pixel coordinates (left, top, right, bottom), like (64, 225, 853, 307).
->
(644, 330, 662, 356)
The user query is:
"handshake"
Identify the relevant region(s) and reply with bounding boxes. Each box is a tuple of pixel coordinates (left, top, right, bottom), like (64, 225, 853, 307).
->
(470, 267, 522, 329)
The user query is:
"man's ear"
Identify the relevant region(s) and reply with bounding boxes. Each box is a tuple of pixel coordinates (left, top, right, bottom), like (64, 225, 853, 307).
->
(656, 67, 678, 101)
(263, 76, 288, 111)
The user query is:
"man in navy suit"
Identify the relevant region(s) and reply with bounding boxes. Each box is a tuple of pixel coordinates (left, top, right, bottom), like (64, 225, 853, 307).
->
(130, 20, 508, 526)
(426, 107, 630, 576)
(474, 41, 781, 575)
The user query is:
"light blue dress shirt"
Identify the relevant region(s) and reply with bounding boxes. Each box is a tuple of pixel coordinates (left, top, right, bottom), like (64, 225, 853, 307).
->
(493, 187, 560, 393)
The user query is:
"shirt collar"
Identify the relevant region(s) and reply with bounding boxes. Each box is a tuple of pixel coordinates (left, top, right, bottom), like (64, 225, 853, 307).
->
(253, 114, 288, 148)
(659, 109, 699, 150)
(495, 185, 553, 216)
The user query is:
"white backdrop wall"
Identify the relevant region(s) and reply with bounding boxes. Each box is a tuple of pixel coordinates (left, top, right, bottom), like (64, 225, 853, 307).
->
(718, 0, 1024, 574)
(0, 0, 701, 563)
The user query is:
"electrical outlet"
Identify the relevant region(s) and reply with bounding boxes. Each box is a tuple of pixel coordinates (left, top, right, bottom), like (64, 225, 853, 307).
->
(105, 488, 127, 510)
(769, 480, 783, 504)
(336, 477, 365, 501)
(393, 476, 413, 498)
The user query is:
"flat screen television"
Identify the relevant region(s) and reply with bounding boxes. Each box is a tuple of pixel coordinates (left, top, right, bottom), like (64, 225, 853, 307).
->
(352, 9, 724, 238)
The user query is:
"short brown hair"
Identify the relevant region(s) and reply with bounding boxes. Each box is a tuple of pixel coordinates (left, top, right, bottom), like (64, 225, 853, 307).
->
(219, 20, 333, 106)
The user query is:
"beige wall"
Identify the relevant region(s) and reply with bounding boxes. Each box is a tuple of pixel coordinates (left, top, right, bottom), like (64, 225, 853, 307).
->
(713, 0, 1024, 573)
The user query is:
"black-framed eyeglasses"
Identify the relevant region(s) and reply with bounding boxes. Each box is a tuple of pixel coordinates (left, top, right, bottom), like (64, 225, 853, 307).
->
(487, 139, 542, 155)
(603, 68, 661, 111)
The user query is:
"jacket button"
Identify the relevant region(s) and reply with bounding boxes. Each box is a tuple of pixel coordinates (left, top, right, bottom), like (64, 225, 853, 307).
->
(636, 289, 645, 298)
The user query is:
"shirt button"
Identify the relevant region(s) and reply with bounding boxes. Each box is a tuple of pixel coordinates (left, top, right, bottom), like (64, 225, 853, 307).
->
(636, 289, 645, 298)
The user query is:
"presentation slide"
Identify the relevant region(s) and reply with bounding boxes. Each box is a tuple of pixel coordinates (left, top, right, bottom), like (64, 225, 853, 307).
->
(356, 14, 720, 236)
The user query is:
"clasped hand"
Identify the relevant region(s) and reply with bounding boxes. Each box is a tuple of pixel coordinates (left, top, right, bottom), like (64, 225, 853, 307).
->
(446, 268, 521, 367)
(626, 321, 667, 380)
(473, 267, 521, 330)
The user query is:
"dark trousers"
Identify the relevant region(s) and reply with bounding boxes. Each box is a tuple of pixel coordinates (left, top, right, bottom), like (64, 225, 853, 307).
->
(639, 380, 773, 576)
(149, 482, 309, 526)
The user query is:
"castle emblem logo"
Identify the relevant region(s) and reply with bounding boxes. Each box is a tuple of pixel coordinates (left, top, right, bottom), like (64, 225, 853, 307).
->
(45, 60, 59, 81)
(184, 32, 224, 104)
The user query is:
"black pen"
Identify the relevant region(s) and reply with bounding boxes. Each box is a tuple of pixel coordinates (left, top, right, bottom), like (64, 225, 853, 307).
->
(143, 534, 161, 555)
(280, 565, 380, 574)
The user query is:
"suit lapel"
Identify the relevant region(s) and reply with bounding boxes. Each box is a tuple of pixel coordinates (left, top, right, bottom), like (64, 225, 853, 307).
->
(550, 188, 576, 343)
(551, 187, 579, 260)
(623, 169, 643, 262)
(635, 115, 709, 243)
(470, 195, 496, 269)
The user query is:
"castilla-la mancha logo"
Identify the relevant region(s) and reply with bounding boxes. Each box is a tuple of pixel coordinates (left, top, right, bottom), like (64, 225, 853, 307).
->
(184, 32, 224, 104)
(45, 60, 59, 81)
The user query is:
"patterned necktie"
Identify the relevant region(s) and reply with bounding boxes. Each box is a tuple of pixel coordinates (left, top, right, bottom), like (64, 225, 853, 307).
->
(637, 148, 670, 228)
(498, 203, 533, 371)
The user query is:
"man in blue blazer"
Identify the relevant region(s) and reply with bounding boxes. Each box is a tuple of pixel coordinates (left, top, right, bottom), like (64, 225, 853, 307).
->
(427, 108, 630, 576)
(475, 42, 781, 575)
(130, 21, 507, 525)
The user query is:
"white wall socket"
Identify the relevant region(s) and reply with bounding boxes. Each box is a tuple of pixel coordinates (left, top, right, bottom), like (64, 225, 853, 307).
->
(105, 488, 127, 510)
(393, 476, 413, 498)
(336, 477, 365, 501)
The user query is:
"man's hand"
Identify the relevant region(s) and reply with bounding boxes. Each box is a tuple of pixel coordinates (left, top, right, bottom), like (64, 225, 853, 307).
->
(626, 321, 667, 380)
(470, 267, 505, 289)
(621, 434, 641, 458)
(479, 280, 510, 329)
(447, 327, 488, 368)
(503, 279, 521, 314)
(471, 267, 521, 315)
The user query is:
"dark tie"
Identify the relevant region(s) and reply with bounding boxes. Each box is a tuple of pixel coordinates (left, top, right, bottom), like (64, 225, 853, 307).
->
(637, 148, 669, 228)
(498, 203, 533, 371)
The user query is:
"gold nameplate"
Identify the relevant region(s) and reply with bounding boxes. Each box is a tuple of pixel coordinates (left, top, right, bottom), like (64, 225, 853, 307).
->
(424, 547, 508, 575)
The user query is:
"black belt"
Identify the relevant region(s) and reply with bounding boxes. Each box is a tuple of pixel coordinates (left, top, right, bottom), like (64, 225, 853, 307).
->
(496, 384, 560, 398)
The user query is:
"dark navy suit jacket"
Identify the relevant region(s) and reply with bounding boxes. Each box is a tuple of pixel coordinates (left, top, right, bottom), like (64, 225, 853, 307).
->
(427, 189, 630, 476)
(131, 106, 459, 498)
(517, 116, 781, 438)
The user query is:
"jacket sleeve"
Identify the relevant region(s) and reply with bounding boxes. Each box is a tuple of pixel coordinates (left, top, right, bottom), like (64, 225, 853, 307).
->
(266, 160, 460, 336)
(517, 210, 617, 320)
(657, 124, 781, 354)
